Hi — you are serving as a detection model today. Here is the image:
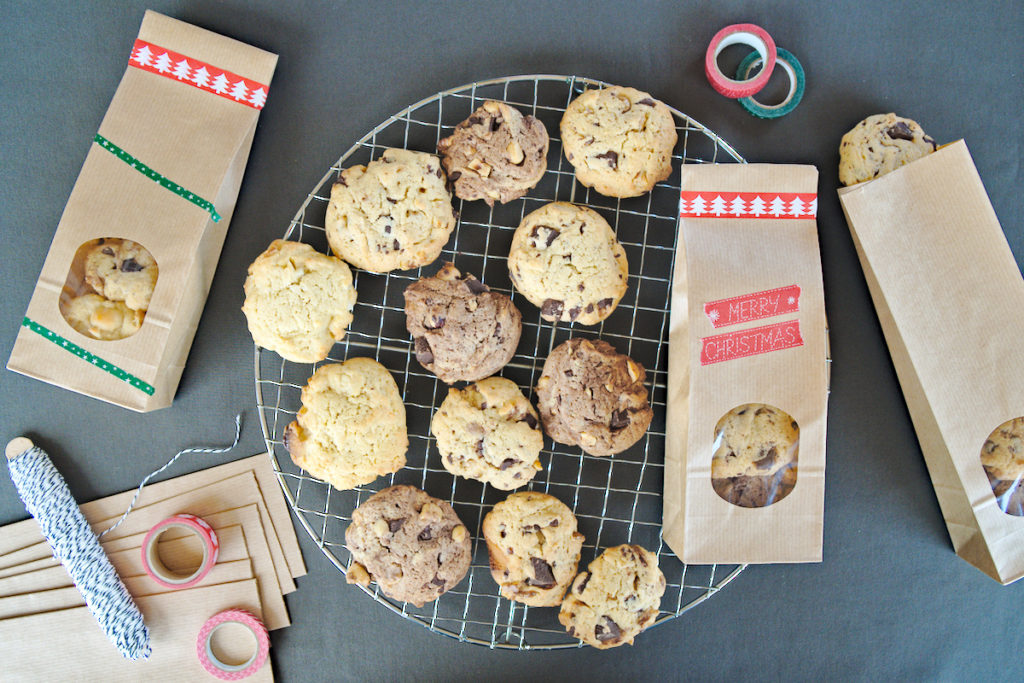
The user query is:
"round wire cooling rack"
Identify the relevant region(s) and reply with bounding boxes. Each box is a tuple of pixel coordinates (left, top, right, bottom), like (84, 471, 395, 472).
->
(255, 75, 748, 650)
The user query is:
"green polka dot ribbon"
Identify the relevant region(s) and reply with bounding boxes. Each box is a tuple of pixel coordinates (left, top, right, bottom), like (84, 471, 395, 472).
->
(21, 317, 155, 396)
(93, 134, 221, 223)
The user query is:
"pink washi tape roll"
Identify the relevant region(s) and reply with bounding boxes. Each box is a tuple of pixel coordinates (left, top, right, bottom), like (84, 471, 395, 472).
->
(141, 513, 219, 589)
(704, 23, 777, 98)
(197, 609, 270, 680)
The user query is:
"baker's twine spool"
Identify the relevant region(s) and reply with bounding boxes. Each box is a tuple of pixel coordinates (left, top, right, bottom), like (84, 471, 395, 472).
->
(3, 414, 242, 660)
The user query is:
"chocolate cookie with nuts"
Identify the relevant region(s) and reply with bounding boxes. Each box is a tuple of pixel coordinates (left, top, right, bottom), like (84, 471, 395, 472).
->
(404, 262, 522, 383)
(345, 485, 472, 607)
(437, 100, 549, 206)
(535, 338, 652, 456)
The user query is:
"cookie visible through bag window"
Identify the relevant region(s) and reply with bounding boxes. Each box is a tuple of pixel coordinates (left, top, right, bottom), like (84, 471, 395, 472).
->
(711, 403, 799, 508)
(980, 417, 1024, 517)
(58, 237, 158, 341)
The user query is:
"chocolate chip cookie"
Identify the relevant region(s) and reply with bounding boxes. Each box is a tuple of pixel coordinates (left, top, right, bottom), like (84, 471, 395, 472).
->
(430, 377, 544, 490)
(482, 491, 584, 606)
(284, 358, 407, 491)
(63, 293, 144, 340)
(345, 485, 472, 607)
(711, 404, 799, 479)
(83, 238, 158, 311)
(535, 338, 652, 456)
(558, 544, 665, 649)
(404, 263, 522, 383)
(242, 239, 357, 363)
(325, 148, 456, 273)
(507, 202, 628, 325)
(838, 113, 938, 186)
(560, 85, 677, 198)
(437, 100, 549, 206)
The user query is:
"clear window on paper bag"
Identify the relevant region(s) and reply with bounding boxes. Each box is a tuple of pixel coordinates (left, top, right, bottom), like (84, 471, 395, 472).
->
(980, 417, 1024, 517)
(711, 403, 799, 508)
(58, 238, 159, 341)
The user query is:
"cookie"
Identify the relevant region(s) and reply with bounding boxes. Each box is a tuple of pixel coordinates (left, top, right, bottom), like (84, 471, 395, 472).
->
(404, 263, 522, 383)
(711, 404, 799, 479)
(535, 338, 652, 456)
(325, 148, 456, 273)
(63, 293, 144, 341)
(345, 485, 472, 607)
(430, 377, 544, 490)
(981, 417, 1024, 482)
(83, 238, 158, 311)
(560, 86, 677, 198)
(437, 100, 549, 206)
(242, 239, 357, 363)
(838, 113, 938, 186)
(711, 464, 798, 509)
(284, 358, 407, 491)
(507, 202, 628, 325)
(482, 491, 584, 606)
(558, 544, 665, 649)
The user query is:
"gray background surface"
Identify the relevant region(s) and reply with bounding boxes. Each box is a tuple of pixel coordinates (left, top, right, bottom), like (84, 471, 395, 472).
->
(2, 1, 1022, 680)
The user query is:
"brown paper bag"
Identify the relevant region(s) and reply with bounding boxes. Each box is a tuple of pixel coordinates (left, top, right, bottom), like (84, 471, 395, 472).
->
(6, 11, 277, 411)
(838, 140, 1024, 585)
(664, 163, 829, 564)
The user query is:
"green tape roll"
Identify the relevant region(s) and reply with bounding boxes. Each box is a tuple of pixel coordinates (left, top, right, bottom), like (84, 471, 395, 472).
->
(736, 47, 805, 119)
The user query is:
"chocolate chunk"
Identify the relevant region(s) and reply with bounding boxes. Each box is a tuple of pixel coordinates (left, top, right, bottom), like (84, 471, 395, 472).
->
(925, 135, 938, 150)
(384, 224, 392, 234)
(424, 315, 446, 330)
(568, 306, 581, 321)
(387, 518, 405, 533)
(576, 572, 591, 594)
(609, 409, 631, 431)
(386, 197, 398, 204)
(541, 299, 564, 319)
(549, 519, 559, 527)
(578, 283, 585, 292)
(435, 167, 443, 178)
(465, 277, 489, 294)
(527, 557, 557, 589)
(791, 421, 798, 431)
(392, 239, 400, 250)
(468, 115, 483, 126)
(449, 170, 462, 182)
(418, 526, 433, 541)
(755, 407, 770, 416)
(430, 575, 446, 587)
(499, 458, 516, 470)
(96, 238, 105, 245)
(594, 150, 618, 169)
(597, 297, 614, 310)
(414, 337, 434, 365)
(120, 258, 143, 272)
(637, 97, 656, 106)
(634, 546, 648, 565)
(585, 303, 594, 313)
(477, 439, 486, 457)
(521, 413, 538, 429)
(754, 446, 778, 470)
(101, 247, 114, 256)
(335, 175, 348, 187)
(530, 225, 560, 248)
(492, 118, 502, 132)
(886, 121, 915, 141)
(594, 616, 622, 643)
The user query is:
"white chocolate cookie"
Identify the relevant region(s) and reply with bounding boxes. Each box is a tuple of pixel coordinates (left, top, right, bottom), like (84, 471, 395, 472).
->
(63, 294, 144, 341)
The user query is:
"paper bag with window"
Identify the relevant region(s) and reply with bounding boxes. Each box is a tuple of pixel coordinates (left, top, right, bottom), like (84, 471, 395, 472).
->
(663, 163, 829, 564)
(838, 140, 1024, 585)
(7, 11, 277, 411)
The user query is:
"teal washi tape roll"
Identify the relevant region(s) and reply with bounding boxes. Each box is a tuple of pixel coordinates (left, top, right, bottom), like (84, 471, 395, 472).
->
(736, 47, 805, 119)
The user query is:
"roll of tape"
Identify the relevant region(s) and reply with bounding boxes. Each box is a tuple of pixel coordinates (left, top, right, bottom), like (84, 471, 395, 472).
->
(141, 513, 219, 589)
(705, 23, 777, 99)
(736, 47, 806, 119)
(197, 609, 270, 681)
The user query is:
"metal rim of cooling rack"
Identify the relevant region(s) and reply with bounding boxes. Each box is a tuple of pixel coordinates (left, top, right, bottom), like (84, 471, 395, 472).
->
(255, 74, 749, 650)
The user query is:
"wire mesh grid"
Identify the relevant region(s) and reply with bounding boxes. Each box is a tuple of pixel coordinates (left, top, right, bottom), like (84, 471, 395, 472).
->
(255, 75, 747, 649)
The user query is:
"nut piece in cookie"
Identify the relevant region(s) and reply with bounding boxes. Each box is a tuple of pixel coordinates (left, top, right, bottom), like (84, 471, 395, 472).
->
(325, 148, 456, 273)
(535, 338, 652, 456)
(838, 113, 938, 186)
(482, 491, 584, 606)
(404, 262, 522, 383)
(430, 377, 544, 490)
(560, 85, 677, 198)
(508, 202, 629, 326)
(63, 293, 144, 341)
(437, 100, 549, 206)
(558, 544, 665, 649)
(84, 238, 159, 311)
(242, 239, 357, 363)
(284, 358, 407, 491)
(710, 403, 800, 508)
(345, 485, 472, 606)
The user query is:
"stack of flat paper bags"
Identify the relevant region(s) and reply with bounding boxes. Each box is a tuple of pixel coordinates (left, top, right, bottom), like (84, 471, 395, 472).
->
(0, 454, 304, 681)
